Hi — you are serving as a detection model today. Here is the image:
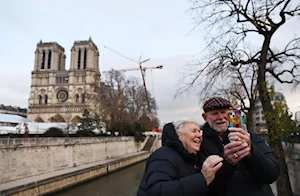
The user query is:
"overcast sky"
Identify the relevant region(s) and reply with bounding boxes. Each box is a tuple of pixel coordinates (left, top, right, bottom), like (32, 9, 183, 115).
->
(1, 0, 300, 126)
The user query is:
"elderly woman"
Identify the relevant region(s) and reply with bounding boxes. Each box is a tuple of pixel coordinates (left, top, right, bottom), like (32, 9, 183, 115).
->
(137, 118, 223, 196)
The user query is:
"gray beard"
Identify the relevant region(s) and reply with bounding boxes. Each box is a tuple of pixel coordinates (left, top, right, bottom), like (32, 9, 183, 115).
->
(207, 119, 228, 132)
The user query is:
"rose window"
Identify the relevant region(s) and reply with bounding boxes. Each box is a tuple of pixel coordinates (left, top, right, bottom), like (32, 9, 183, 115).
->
(57, 90, 68, 102)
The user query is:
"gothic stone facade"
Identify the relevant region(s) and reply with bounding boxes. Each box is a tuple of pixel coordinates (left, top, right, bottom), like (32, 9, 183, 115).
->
(27, 38, 100, 124)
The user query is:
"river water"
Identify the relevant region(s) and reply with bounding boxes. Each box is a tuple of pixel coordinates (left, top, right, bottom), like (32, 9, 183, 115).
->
(55, 161, 146, 196)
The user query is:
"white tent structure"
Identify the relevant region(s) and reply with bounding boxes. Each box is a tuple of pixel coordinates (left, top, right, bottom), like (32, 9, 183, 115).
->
(0, 126, 18, 134)
(17, 122, 78, 135)
(0, 113, 107, 135)
(0, 113, 33, 134)
(17, 122, 106, 135)
(0, 113, 32, 124)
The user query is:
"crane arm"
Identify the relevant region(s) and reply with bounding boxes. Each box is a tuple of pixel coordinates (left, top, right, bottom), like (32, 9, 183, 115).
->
(104, 46, 138, 64)
(103, 65, 163, 73)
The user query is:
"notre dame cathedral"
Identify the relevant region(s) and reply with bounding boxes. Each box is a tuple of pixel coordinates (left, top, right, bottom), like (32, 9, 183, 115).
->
(27, 37, 101, 124)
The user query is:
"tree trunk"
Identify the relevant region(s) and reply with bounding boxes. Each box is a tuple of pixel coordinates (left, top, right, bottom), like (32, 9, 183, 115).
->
(246, 100, 255, 132)
(258, 34, 293, 196)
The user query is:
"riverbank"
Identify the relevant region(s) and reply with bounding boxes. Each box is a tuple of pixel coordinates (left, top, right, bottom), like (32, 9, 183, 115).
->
(0, 151, 151, 196)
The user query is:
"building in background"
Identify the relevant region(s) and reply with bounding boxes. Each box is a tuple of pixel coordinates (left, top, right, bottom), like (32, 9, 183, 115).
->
(27, 37, 101, 124)
(254, 92, 287, 133)
(295, 111, 300, 125)
(0, 104, 27, 117)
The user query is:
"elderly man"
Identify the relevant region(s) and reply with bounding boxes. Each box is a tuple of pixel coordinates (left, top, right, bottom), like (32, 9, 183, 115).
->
(137, 118, 223, 196)
(198, 97, 280, 196)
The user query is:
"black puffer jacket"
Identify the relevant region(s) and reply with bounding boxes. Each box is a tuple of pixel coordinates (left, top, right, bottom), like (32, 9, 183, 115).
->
(137, 123, 209, 196)
(198, 123, 280, 196)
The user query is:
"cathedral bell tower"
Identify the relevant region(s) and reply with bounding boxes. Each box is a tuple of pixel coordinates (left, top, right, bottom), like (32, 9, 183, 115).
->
(27, 38, 100, 124)
(33, 39, 66, 72)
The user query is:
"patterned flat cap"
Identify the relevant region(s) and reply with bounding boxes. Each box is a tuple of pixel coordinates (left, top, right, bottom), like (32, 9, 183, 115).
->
(203, 97, 232, 112)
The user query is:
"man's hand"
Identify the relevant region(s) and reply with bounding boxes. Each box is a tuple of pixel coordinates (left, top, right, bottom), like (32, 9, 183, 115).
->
(201, 155, 223, 185)
(224, 125, 252, 165)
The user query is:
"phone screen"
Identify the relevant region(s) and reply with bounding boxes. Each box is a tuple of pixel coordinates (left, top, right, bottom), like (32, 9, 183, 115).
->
(228, 109, 244, 129)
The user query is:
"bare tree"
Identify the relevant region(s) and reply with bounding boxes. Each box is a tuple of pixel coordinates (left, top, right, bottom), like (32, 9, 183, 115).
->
(181, 0, 300, 195)
(125, 77, 159, 129)
(125, 78, 149, 122)
(178, 45, 259, 130)
(98, 70, 128, 131)
(96, 70, 159, 132)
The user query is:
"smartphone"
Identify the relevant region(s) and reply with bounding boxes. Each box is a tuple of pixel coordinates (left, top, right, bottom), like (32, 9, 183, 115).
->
(228, 109, 244, 129)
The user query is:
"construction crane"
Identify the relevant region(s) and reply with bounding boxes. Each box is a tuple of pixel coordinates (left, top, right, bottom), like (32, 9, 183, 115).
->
(103, 46, 162, 114)
(103, 65, 163, 112)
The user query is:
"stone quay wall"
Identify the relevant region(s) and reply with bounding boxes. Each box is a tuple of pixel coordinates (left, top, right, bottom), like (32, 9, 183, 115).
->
(0, 137, 147, 184)
(282, 142, 300, 196)
(1, 151, 151, 196)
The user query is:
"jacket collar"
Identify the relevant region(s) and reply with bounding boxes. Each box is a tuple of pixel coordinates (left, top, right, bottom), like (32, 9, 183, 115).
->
(202, 122, 230, 145)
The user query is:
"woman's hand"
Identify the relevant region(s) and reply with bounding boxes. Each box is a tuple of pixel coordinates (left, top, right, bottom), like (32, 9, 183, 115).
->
(201, 155, 223, 185)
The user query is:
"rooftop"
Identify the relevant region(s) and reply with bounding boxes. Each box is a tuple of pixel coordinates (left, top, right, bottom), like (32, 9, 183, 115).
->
(0, 113, 32, 124)
(255, 91, 285, 103)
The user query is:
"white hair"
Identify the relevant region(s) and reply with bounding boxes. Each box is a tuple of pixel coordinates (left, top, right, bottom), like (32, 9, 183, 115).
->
(172, 117, 200, 133)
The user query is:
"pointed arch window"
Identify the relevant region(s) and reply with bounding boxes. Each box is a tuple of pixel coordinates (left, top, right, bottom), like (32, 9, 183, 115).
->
(83, 49, 87, 69)
(38, 95, 43, 104)
(78, 49, 81, 69)
(58, 54, 61, 70)
(41, 51, 45, 69)
(48, 51, 52, 69)
(82, 94, 85, 103)
(76, 94, 79, 103)
(44, 95, 48, 104)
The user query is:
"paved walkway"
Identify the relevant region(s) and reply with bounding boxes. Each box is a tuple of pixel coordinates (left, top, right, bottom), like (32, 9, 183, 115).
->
(0, 151, 149, 194)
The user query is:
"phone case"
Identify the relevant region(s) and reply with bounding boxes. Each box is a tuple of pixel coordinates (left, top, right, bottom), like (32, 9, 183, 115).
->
(228, 109, 244, 129)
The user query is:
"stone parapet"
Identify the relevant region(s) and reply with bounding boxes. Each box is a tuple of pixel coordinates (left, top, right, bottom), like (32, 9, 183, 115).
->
(0, 137, 134, 148)
(0, 137, 148, 184)
(28, 104, 87, 113)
